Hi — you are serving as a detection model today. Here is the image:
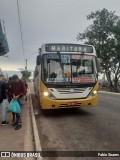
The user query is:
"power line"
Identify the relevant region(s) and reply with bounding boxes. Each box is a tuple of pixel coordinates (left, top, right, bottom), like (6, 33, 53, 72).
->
(17, 0, 26, 63)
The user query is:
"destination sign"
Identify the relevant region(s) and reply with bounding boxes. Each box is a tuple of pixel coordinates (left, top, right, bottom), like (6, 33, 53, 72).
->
(45, 44, 93, 53)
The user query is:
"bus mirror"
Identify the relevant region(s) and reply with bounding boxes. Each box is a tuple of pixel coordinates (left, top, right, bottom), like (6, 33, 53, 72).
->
(36, 55, 41, 65)
(97, 58, 101, 72)
(39, 48, 41, 54)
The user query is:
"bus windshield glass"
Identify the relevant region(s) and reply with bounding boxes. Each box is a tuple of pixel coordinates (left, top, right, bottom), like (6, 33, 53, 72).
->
(42, 54, 97, 84)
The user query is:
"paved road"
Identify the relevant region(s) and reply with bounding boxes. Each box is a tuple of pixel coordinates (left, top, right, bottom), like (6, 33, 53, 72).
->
(31, 91, 120, 160)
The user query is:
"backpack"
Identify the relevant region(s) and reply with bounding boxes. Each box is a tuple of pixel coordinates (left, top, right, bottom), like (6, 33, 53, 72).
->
(0, 81, 3, 103)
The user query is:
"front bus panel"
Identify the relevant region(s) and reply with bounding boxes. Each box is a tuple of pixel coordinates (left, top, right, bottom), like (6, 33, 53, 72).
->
(39, 82, 99, 109)
(36, 43, 99, 110)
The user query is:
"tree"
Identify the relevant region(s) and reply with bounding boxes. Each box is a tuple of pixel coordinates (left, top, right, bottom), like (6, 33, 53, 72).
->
(21, 70, 31, 82)
(77, 8, 120, 92)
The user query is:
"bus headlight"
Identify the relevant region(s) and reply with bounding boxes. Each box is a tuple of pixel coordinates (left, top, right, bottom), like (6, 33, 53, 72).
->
(43, 91, 56, 99)
(43, 91, 49, 96)
(93, 90, 97, 95)
(87, 90, 97, 98)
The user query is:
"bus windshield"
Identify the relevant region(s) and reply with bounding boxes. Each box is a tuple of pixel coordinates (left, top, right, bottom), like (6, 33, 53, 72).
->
(42, 54, 97, 84)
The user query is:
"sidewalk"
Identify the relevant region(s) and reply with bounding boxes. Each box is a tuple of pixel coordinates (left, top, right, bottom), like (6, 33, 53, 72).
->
(0, 91, 35, 159)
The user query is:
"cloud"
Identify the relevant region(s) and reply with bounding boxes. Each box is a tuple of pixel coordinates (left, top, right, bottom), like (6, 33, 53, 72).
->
(1, 0, 120, 72)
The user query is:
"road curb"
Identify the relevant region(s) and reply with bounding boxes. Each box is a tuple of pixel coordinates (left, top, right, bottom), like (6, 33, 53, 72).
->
(29, 92, 43, 160)
(99, 91, 120, 95)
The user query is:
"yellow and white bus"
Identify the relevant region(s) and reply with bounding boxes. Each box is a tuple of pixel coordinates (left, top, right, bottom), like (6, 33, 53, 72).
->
(34, 43, 99, 109)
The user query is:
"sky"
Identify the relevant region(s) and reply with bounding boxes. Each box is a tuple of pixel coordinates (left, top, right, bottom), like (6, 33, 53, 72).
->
(0, 0, 120, 78)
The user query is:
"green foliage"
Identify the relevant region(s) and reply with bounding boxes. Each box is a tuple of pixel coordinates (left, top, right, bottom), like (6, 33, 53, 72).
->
(77, 8, 120, 92)
(21, 70, 31, 82)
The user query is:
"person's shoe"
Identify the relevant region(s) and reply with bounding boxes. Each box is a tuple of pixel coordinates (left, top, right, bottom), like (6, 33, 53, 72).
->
(12, 122, 17, 126)
(15, 124, 21, 130)
(1, 121, 9, 126)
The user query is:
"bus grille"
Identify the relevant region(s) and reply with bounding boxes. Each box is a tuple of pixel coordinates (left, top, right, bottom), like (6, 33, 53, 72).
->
(49, 87, 92, 99)
(56, 88, 88, 94)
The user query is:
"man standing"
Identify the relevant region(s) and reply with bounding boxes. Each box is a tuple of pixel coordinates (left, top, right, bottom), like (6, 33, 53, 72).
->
(0, 75, 9, 126)
(11, 75, 26, 130)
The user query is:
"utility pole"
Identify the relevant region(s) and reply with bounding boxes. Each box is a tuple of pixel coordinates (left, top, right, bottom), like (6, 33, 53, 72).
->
(25, 59, 27, 71)
(25, 51, 37, 71)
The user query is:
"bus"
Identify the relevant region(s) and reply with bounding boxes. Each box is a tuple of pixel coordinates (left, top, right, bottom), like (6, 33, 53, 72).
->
(34, 43, 100, 109)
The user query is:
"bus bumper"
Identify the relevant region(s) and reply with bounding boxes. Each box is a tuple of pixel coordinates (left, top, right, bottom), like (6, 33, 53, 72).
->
(40, 94, 98, 109)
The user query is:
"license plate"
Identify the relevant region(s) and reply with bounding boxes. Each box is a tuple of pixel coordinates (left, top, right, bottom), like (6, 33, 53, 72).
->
(67, 102, 77, 106)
